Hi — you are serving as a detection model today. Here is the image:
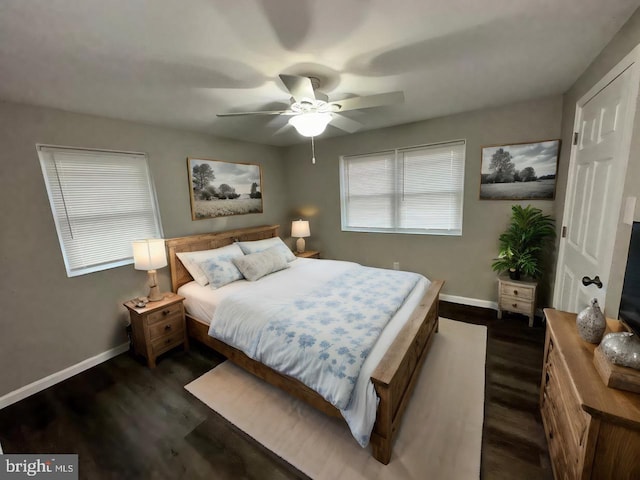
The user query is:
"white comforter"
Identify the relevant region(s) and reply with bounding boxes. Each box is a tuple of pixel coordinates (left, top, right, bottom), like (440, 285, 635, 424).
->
(180, 258, 429, 447)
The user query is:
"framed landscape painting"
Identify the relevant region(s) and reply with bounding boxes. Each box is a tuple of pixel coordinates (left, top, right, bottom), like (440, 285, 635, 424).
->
(187, 157, 263, 220)
(480, 139, 560, 200)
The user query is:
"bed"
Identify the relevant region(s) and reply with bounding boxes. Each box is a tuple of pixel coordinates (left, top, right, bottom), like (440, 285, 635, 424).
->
(166, 225, 443, 464)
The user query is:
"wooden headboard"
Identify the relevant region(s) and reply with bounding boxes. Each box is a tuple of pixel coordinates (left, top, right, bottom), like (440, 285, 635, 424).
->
(165, 224, 280, 292)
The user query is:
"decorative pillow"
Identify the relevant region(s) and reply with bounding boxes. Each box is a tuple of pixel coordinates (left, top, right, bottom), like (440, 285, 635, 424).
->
(236, 237, 296, 262)
(233, 246, 289, 281)
(176, 250, 219, 287)
(197, 244, 245, 289)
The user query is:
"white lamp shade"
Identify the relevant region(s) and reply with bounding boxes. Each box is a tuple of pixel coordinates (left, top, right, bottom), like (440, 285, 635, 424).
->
(291, 220, 310, 238)
(288, 112, 331, 137)
(132, 239, 167, 270)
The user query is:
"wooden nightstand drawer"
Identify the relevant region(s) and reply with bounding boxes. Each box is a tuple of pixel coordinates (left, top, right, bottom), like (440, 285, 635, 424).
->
(499, 296, 533, 315)
(151, 330, 186, 356)
(148, 315, 185, 340)
(146, 302, 183, 325)
(499, 283, 534, 300)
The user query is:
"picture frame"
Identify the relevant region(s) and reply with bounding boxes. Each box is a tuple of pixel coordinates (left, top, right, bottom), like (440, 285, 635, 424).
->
(479, 139, 560, 200)
(187, 157, 263, 220)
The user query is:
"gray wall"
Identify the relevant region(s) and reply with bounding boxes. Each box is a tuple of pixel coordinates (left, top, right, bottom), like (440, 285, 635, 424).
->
(556, 8, 640, 317)
(283, 96, 563, 304)
(0, 100, 289, 397)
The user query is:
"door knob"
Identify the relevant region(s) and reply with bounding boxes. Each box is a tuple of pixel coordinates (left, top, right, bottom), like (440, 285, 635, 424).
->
(582, 275, 603, 288)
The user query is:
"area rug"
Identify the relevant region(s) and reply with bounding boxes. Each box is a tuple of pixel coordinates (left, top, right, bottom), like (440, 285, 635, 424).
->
(185, 318, 487, 479)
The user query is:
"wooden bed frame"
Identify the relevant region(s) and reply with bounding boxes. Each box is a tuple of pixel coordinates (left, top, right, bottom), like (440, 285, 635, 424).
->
(166, 225, 443, 464)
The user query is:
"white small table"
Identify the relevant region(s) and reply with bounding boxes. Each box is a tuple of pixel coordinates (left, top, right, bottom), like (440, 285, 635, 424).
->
(497, 275, 538, 327)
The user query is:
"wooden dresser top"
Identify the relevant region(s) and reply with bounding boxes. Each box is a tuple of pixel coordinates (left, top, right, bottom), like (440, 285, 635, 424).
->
(544, 308, 640, 429)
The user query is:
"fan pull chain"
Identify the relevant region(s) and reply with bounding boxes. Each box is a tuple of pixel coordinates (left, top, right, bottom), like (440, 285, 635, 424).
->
(311, 136, 316, 164)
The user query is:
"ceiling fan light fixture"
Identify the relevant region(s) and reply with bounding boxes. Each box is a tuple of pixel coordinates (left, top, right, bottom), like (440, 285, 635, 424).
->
(288, 112, 331, 137)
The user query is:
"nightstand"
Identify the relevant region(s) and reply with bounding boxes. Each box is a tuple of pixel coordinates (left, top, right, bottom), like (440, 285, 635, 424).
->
(295, 250, 320, 259)
(497, 275, 537, 327)
(123, 293, 189, 368)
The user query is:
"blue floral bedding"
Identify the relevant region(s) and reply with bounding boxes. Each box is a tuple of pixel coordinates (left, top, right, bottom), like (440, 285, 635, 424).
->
(209, 263, 421, 410)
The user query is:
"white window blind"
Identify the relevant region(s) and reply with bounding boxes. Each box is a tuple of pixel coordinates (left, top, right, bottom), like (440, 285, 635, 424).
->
(340, 140, 465, 235)
(37, 145, 163, 277)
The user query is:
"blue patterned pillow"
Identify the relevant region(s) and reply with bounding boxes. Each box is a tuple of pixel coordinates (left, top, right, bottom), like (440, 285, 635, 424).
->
(198, 244, 245, 289)
(236, 237, 296, 262)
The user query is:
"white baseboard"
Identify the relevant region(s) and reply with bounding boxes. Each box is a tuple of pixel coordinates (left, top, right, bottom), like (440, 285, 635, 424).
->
(0, 342, 129, 410)
(440, 293, 498, 311)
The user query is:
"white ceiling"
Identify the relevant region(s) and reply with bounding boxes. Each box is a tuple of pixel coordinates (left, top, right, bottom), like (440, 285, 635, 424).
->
(0, 0, 638, 146)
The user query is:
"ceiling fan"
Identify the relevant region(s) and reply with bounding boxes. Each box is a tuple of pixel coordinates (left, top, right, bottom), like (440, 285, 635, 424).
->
(217, 74, 404, 138)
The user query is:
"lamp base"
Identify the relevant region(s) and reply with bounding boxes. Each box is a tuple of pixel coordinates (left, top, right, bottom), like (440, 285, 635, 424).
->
(147, 270, 164, 302)
(147, 285, 164, 302)
(296, 237, 306, 253)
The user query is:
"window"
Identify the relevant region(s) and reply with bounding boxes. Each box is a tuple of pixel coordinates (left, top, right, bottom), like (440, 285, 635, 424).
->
(37, 145, 163, 277)
(340, 140, 465, 235)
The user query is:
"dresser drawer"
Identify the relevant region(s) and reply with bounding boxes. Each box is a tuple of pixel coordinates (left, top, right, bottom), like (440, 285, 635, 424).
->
(548, 347, 589, 444)
(151, 330, 185, 356)
(541, 390, 571, 480)
(544, 363, 585, 476)
(500, 283, 534, 300)
(148, 315, 184, 340)
(146, 302, 183, 325)
(499, 296, 534, 315)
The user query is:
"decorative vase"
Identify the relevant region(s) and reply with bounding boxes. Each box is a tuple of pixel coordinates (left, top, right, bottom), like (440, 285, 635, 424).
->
(600, 332, 640, 370)
(509, 268, 520, 280)
(576, 298, 606, 344)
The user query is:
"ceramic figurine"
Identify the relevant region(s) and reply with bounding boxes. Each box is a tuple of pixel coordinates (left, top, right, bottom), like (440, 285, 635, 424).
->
(576, 298, 606, 344)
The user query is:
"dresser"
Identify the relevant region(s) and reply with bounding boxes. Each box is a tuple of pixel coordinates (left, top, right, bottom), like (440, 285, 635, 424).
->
(541, 309, 640, 479)
(124, 293, 189, 368)
(497, 275, 537, 327)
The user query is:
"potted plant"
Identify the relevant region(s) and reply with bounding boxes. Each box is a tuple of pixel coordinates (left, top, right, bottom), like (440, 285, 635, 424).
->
(491, 205, 555, 280)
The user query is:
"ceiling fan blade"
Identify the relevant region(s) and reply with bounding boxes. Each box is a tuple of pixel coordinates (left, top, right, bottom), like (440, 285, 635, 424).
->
(279, 74, 316, 103)
(329, 113, 362, 133)
(217, 110, 291, 117)
(330, 91, 404, 112)
(272, 122, 292, 136)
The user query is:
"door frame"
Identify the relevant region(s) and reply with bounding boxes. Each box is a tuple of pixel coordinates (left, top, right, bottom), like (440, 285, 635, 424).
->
(553, 43, 640, 312)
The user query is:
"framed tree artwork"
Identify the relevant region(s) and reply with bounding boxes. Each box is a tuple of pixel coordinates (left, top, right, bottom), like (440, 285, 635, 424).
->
(479, 139, 560, 200)
(187, 157, 263, 220)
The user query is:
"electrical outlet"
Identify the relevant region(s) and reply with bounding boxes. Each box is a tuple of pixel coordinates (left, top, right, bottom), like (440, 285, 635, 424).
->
(393, 261, 400, 270)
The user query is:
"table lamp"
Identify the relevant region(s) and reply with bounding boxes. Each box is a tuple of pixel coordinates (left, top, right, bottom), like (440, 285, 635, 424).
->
(291, 220, 310, 253)
(132, 239, 167, 302)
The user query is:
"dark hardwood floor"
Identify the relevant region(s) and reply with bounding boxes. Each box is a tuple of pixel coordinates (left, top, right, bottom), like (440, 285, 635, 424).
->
(439, 303, 553, 480)
(0, 302, 552, 479)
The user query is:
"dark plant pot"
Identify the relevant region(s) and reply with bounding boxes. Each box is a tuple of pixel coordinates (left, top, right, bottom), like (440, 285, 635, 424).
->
(509, 269, 521, 280)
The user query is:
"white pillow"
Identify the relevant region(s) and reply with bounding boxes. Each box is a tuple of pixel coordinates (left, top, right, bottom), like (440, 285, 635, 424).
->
(176, 250, 215, 286)
(197, 243, 245, 289)
(233, 246, 289, 281)
(176, 244, 245, 287)
(236, 237, 296, 262)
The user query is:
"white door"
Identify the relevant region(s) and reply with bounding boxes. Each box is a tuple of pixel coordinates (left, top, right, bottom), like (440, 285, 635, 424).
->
(554, 57, 640, 314)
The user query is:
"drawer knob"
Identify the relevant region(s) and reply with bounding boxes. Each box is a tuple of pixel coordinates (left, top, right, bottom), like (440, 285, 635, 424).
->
(513, 290, 518, 295)
(165, 338, 171, 344)
(545, 371, 550, 384)
(512, 303, 518, 308)
(162, 309, 171, 316)
(164, 324, 172, 331)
